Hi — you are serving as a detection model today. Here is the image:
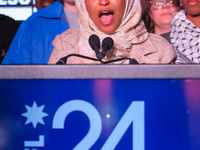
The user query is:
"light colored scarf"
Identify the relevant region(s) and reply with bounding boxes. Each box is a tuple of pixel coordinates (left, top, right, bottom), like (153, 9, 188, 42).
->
(75, 0, 148, 63)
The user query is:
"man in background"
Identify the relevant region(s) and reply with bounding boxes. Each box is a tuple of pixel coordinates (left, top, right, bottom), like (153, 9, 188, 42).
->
(0, 14, 19, 63)
(2, 0, 79, 64)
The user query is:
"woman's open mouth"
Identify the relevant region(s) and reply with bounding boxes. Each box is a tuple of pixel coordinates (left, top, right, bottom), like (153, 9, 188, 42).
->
(99, 10, 114, 25)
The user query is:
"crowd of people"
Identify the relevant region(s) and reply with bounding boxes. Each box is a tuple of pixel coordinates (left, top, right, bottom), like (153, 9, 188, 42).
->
(0, 0, 200, 64)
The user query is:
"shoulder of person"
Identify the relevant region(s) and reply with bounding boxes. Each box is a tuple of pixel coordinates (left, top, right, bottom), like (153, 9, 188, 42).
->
(0, 14, 19, 29)
(52, 28, 80, 50)
(138, 33, 176, 63)
(0, 14, 16, 23)
(59, 28, 80, 38)
(53, 28, 80, 47)
(139, 33, 173, 53)
(49, 28, 80, 64)
(21, 2, 63, 25)
(17, 13, 41, 30)
(148, 33, 171, 46)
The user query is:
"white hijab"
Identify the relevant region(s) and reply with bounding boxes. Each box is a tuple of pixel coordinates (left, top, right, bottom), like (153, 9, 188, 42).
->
(75, 0, 148, 63)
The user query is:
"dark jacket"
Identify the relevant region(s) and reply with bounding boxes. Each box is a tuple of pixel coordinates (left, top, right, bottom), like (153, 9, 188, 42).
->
(0, 14, 19, 63)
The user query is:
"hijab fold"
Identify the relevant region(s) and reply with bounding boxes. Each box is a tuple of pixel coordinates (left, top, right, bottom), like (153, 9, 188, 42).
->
(75, 0, 148, 63)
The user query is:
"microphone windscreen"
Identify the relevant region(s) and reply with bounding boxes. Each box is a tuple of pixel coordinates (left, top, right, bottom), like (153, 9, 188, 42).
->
(102, 37, 114, 51)
(89, 34, 100, 50)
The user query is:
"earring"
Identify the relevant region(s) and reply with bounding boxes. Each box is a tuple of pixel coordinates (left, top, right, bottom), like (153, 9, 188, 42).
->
(180, 0, 183, 6)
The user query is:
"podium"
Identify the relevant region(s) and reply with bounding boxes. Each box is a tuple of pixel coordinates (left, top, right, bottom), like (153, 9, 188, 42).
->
(0, 65, 200, 150)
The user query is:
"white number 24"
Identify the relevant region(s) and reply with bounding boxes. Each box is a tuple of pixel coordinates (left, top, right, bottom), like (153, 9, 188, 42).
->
(53, 100, 144, 150)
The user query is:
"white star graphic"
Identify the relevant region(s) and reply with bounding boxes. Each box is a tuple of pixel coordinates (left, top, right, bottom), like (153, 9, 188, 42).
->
(21, 101, 48, 128)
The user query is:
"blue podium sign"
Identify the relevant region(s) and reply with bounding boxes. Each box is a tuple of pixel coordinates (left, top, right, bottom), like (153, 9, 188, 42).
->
(0, 65, 200, 150)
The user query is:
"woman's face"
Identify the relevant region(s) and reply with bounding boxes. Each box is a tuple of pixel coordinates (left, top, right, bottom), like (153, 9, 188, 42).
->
(149, 0, 181, 29)
(181, 0, 200, 18)
(85, 0, 126, 34)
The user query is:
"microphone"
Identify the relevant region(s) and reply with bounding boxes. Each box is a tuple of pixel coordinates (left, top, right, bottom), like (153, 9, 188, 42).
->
(97, 36, 138, 64)
(101, 37, 114, 59)
(89, 34, 101, 60)
(89, 35, 114, 60)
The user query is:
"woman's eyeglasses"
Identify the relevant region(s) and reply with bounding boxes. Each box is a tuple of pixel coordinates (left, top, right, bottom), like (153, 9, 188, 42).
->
(149, 0, 179, 9)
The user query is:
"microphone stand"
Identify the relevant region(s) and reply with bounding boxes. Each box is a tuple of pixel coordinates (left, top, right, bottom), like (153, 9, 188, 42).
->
(100, 57, 139, 64)
(56, 54, 100, 64)
(56, 54, 139, 64)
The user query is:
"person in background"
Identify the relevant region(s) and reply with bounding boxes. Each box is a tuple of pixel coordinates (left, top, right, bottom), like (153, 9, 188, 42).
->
(2, 0, 79, 64)
(0, 14, 19, 63)
(48, 0, 176, 64)
(36, 0, 57, 10)
(170, 0, 200, 63)
(143, 0, 181, 42)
